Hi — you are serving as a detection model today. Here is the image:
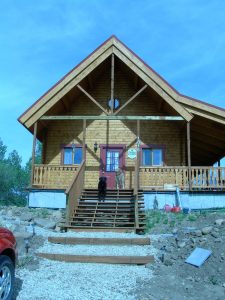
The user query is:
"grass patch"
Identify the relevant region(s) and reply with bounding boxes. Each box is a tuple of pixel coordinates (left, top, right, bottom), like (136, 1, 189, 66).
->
(188, 214, 198, 222)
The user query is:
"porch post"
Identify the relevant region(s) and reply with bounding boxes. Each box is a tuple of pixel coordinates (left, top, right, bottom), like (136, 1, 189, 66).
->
(82, 119, 86, 158)
(134, 120, 140, 228)
(30, 122, 37, 187)
(186, 122, 192, 190)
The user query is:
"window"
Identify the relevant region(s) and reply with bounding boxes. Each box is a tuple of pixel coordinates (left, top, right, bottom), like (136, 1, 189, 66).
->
(106, 150, 120, 171)
(63, 145, 83, 165)
(108, 98, 120, 109)
(142, 148, 163, 166)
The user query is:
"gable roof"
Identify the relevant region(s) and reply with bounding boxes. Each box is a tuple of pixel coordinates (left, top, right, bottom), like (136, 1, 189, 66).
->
(18, 35, 225, 130)
(18, 36, 193, 129)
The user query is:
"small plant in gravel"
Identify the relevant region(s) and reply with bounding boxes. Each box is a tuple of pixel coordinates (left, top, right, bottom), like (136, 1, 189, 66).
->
(36, 208, 50, 218)
(209, 275, 218, 285)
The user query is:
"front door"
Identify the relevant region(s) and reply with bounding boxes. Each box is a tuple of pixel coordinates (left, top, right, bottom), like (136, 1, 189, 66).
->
(100, 145, 125, 189)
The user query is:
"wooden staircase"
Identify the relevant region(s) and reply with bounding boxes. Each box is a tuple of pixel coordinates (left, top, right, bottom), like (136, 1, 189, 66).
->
(65, 189, 146, 232)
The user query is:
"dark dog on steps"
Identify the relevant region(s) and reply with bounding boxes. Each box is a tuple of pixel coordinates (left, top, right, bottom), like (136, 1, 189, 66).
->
(98, 176, 107, 201)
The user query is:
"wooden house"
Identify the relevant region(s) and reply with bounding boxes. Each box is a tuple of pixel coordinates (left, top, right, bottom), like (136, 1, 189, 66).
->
(18, 36, 225, 231)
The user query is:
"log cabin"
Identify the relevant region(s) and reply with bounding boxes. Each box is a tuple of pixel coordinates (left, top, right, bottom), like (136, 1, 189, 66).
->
(18, 36, 225, 231)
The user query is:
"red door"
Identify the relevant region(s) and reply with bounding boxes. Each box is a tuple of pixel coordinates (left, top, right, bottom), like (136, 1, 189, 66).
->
(100, 145, 125, 189)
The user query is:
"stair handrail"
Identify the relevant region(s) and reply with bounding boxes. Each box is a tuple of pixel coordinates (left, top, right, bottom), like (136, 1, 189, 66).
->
(65, 159, 86, 223)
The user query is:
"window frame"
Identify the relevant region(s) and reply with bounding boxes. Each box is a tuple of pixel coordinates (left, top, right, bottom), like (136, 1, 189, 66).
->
(140, 144, 166, 167)
(61, 144, 85, 165)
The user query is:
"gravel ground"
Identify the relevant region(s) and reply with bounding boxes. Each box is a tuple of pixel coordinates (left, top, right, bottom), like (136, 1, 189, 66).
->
(15, 230, 156, 300)
(38, 242, 156, 256)
(16, 260, 153, 300)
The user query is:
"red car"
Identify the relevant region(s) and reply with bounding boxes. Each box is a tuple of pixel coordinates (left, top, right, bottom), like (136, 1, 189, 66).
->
(0, 228, 17, 300)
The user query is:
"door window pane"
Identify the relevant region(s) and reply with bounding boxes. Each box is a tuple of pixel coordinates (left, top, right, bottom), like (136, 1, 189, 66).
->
(106, 150, 120, 171)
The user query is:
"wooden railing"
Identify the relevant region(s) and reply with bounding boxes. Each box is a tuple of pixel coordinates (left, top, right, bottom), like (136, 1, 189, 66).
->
(140, 167, 189, 190)
(191, 167, 225, 189)
(139, 166, 225, 190)
(65, 160, 86, 222)
(33, 164, 79, 189)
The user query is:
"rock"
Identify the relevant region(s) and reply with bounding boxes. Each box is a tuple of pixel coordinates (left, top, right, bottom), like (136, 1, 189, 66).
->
(20, 212, 34, 222)
(215, 219, 225, 226)
(6, 209, 13, 217)
(14, 231, 33, 239)
(187, 276, 194, 282)
(54, 226, 61, 232)
(215, 238, 222, 243)
(222, 283, 225, 288)
(199, 237, 207, 242)
(191, 230, 202, 237)
(163, 257, 173, 266)
(202, 226, 213, 235)
(211, 231, 220, 238)
(51, 210, 63, 220)
(34, 218, 56, 229)
(172, 228, 178, 235)
(177, 241, 186, 248)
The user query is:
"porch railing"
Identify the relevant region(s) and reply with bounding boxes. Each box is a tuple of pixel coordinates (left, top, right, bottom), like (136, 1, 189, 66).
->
(140, 166, 189, 190)
(33, 164, 79, 189)
(65, 160, 86, 222)
(191, 167, 225, 189)
(139, 166, 225, 190)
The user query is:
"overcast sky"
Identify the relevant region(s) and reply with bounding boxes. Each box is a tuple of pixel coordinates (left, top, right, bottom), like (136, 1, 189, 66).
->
(1, 0, 225, 164)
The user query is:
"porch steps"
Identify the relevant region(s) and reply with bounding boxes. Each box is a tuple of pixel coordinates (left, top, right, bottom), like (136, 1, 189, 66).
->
(65, 189, 146, 232)
(36, 236, 154, 265)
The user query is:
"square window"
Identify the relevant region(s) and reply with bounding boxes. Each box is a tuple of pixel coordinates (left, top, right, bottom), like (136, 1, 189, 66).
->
(63, 145, 83, 165)
(142, 148, 163, 166)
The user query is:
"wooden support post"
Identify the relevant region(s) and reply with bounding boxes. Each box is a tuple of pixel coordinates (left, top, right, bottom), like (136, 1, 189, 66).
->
(82, 119, 86, 159)
(135, 120, 140, 229)
(218, 160, 221, 185)
(111, 54, 115, 114)
(30, 122, 37, 187)
(187, 122, 192, 190)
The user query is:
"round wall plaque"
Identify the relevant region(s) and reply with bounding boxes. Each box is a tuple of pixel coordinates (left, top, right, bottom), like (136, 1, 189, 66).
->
(128, 148, 137, 159)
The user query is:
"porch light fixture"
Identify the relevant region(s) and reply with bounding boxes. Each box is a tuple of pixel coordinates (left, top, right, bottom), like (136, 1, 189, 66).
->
(94, 142, 98, 153)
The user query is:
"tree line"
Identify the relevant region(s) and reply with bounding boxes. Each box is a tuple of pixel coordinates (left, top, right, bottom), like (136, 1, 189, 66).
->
(0, 138, 41, 206)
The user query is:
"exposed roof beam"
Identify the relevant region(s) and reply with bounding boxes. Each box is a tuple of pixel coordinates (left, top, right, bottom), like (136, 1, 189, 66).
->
(114, 85, 148, 115)
(77, 84, 109, 115)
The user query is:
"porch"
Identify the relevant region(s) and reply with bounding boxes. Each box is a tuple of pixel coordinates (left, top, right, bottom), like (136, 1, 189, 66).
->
(32, 164, 225, 191)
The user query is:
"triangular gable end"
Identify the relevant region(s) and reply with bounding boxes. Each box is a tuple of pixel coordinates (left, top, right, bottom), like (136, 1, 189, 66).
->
(18, 35, 193, 129)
